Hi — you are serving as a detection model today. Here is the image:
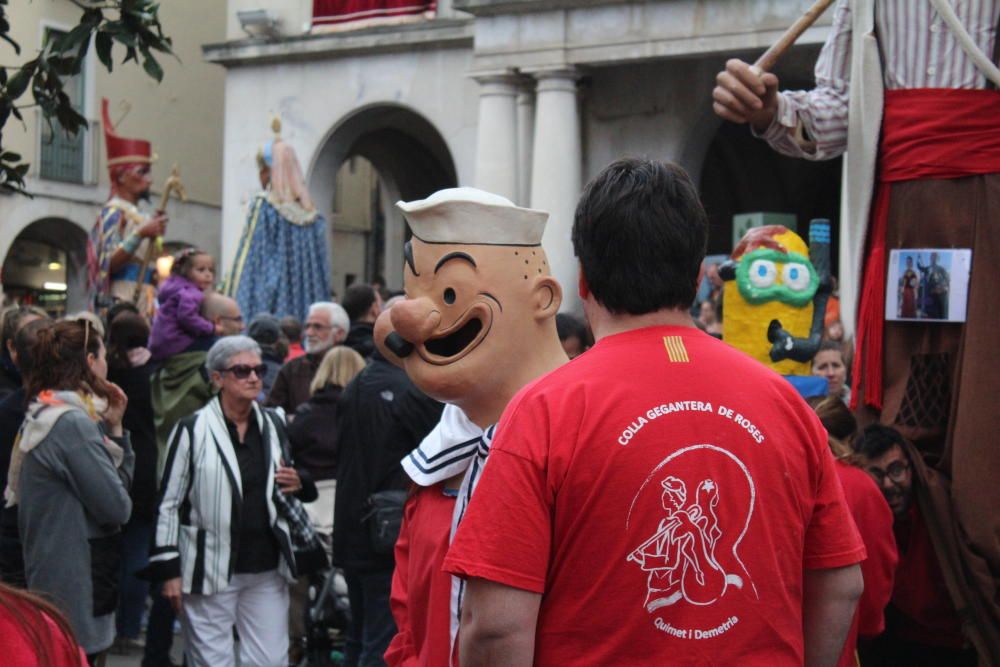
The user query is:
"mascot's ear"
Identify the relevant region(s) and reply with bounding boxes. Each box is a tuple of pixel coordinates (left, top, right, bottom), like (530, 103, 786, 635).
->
(531, 275, 562, 321)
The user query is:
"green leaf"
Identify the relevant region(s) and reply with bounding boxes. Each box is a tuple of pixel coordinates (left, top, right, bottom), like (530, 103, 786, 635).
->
(123, 46, 137, 64)
(81, 7, 103, 27)
(142, 54, 163, 82)
(55, 22, 92, 53)
(112, 30, 137, 48)
(95, 32, 113, 71)
(4, 65, 32, 99)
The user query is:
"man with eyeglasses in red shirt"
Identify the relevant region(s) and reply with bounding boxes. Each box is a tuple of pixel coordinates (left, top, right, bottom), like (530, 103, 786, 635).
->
(852, 424, 975, 666)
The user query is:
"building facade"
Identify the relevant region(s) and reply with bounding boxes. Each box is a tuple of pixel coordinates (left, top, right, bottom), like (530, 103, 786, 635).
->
(206, 0, 847, 318)
(0, 0, 227, 315)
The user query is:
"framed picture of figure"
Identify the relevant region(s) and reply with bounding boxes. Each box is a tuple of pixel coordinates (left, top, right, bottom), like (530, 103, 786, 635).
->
(886, 248, 971, 323)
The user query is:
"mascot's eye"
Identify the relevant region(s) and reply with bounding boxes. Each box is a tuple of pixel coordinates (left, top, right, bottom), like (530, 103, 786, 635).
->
(748, 260, 778, 289)
(443, 287, 456, 305)
(782, 263, 811, 291)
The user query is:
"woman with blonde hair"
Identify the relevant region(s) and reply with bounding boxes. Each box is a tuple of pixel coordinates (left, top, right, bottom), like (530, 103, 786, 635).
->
(285, 345, 365, 655)
(289, 345, 367, 533)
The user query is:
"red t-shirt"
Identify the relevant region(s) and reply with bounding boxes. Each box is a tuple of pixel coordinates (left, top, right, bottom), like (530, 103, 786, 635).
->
(386, 483, 458, 667)
(834, 462, 898, 667)
(1, 602, 86, 667)
(444, 326, 866, 666)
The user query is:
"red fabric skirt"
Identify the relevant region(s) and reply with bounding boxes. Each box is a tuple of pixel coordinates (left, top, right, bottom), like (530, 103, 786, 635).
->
(852, 89, 1000, 409)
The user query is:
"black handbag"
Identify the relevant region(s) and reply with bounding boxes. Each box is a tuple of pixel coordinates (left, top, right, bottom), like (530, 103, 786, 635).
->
(362, 489, 408, 556)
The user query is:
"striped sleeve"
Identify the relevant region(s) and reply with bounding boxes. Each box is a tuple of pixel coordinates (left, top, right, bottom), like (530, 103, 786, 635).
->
(757, 0, 852, 161)
(147, 418, 193, 581)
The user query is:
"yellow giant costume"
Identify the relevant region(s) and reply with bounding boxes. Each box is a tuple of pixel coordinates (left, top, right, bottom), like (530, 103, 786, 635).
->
(722, 222, 830, 376)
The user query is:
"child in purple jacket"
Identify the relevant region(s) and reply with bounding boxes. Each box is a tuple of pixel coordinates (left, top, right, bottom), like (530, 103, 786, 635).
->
(148, 248, 223, 362)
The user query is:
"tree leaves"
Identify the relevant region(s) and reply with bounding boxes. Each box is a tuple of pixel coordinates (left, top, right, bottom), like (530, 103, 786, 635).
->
(0, 0, 174, 195)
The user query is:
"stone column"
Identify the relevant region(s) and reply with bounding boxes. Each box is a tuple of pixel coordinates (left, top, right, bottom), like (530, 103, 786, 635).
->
(472, 70, 520, 201)
(529, 67, 582, 313)
(516, 83, 535, 206)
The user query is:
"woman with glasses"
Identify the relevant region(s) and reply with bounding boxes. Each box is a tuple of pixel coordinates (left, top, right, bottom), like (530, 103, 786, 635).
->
(147, 335, 316, 667)
(13, 319, 133, 666)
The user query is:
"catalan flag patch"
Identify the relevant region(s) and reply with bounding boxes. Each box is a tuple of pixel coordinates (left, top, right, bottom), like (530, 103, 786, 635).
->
(663, 336, 689, 363)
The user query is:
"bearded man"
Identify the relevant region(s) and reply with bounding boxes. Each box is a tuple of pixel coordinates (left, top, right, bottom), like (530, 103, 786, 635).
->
(89, 98, 167, 318)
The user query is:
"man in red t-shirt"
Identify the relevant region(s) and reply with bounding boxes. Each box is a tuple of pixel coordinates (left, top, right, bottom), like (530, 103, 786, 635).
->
(852, 424, 975, 666)
(444, 158, 866, 666)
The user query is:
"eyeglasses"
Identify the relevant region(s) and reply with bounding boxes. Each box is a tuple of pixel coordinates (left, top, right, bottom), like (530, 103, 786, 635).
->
(221, 364, 267, 380)
(867, 461, 910, 485)
(304, 322, 332, 331)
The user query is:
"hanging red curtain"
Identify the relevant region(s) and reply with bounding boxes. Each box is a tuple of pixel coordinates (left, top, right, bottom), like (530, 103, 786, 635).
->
(312, 0, 435, 27)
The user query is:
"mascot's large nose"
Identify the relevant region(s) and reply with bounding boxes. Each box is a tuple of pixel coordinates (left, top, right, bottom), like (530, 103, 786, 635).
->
(391, 297, 442, 345)
(374, 297, 441, 361)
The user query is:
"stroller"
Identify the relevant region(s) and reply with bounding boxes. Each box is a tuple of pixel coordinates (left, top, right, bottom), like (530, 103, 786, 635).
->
(298, 566, 352, 666)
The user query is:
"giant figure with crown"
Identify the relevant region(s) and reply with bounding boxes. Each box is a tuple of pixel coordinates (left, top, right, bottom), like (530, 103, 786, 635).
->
(88, 98, 167, 317)
(224, 118, 331, 322)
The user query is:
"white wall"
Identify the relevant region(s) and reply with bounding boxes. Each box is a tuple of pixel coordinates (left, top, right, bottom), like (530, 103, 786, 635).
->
(217, 45, 478, 274)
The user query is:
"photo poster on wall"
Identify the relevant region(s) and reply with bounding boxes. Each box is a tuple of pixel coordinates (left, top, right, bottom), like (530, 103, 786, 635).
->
(885, 248, 971, 323)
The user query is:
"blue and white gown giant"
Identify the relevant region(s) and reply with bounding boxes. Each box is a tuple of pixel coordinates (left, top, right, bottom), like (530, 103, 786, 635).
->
(226, 191, 330, 322)
(225, 134, 331, 322)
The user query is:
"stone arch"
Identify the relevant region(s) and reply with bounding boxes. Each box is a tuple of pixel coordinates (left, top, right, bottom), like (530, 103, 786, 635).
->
(308, 103, 458, 292)
(2, 216, 91, 314)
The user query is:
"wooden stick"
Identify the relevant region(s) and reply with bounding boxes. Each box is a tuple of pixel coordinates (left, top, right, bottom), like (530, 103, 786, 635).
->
(132, 164, 187, 304)
(754, 0, 837, 72)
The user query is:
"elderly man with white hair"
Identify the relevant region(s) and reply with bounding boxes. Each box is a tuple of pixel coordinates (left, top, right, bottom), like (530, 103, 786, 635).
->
(266, 301, 349, 414)
(148, 335, 317, 667)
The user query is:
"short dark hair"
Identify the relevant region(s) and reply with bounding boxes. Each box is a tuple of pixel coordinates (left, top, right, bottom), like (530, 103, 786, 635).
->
(572, 158, 708, 314)
(280, 316, 302, 342)
(556, 313, 588, 345)
(852, 424, 909, 461)
(342, 284, 377, 322)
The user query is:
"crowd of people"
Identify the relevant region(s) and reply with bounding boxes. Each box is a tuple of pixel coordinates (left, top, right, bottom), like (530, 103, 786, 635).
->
(0, 1, 995, 661)
(0, 166, 982, 667)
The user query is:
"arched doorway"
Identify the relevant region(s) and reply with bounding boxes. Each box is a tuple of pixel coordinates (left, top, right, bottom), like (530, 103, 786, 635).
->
(309, 104, 458, 296)
(1, 218, 90, 316)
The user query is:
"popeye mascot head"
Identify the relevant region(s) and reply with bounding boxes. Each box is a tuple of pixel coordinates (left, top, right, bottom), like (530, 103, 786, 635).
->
(720, 220, 832, 376)
(375, 188, 568, 427)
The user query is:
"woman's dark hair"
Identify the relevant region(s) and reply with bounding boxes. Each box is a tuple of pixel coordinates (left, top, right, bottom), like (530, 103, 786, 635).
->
(170, 246, 211, 279)
(26, 319, 113, 401)
(572, 158, 708, 314)
(0, 581, 82, 665)
(105, 301, 140, 331)
(13, 319, 52, 381)
(107, 312, 151, 371)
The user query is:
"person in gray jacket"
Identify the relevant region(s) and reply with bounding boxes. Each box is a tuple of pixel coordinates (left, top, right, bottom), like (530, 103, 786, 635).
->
(10, 318, 134, 665)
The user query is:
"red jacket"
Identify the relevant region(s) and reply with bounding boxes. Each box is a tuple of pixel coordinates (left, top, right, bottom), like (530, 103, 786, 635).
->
(386, 484, 457, 666)
(835, 462, 898, 667)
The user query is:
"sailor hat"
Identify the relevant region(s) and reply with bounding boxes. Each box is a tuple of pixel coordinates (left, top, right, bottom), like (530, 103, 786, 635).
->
(397, 187, 548, 246)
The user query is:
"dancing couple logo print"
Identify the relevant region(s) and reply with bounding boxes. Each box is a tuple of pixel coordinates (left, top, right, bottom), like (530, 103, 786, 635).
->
(625, 442, 759, 641)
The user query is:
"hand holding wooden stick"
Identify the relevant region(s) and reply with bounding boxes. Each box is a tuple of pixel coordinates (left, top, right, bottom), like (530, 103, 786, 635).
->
(713, 0, 836, 128)
(133, 164, 187, 303)
(754, 0, 837, 72)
